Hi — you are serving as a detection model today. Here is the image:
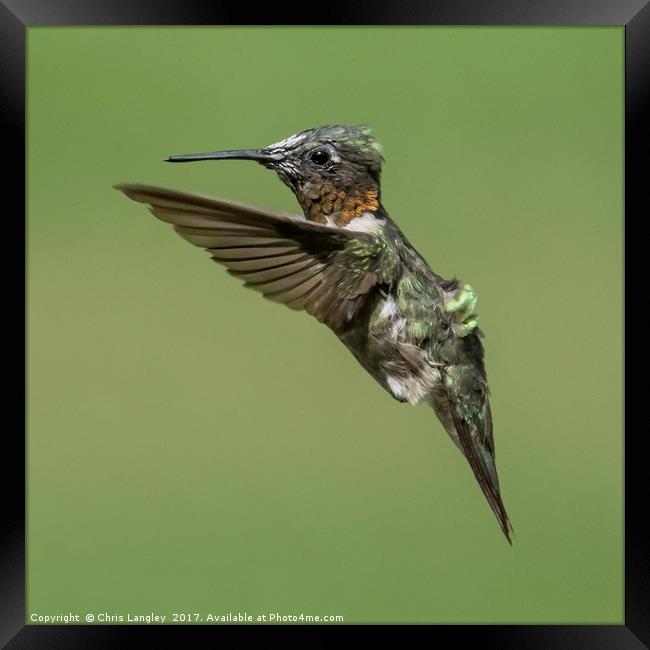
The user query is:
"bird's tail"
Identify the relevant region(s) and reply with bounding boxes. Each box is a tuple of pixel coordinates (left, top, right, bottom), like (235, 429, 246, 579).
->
(430, 385, 513, 544)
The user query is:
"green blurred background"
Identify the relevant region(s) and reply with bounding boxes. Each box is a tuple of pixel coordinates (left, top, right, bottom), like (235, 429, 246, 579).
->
(27, 27, 623, 624)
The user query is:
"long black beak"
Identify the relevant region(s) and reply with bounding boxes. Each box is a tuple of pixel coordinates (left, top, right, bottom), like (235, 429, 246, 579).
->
(165, 148, 279, 163)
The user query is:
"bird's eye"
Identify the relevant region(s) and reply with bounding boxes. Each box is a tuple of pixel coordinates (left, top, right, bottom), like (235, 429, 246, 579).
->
(309, 149, 330, 166)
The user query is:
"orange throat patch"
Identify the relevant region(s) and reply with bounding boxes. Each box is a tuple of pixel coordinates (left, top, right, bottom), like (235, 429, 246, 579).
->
(300, 183, 379, 227)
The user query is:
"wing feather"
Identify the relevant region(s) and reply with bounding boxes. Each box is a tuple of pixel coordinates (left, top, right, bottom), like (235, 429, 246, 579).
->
(215, 252, 309, 273)
(209, 246, 300, 261)
(228, 256, 315, 283)
(116, 183, 390, 332)
(243, 263, 324, 294)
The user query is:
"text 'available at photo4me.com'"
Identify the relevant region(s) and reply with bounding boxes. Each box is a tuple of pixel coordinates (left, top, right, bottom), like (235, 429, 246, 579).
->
(29, 611, 345, 624)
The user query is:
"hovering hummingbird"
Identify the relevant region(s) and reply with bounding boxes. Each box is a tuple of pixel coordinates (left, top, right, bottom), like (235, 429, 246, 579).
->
(116, 124, 513, 542)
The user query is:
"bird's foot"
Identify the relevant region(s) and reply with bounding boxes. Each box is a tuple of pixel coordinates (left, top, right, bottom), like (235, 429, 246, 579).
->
(445, 283, 479, 337)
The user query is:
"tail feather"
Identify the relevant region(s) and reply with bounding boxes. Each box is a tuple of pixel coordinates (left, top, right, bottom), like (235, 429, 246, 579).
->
(444, 392, 514, 544)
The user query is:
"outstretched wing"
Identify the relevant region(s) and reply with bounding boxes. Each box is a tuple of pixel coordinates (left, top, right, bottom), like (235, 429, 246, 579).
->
(116, 183, 389, 333)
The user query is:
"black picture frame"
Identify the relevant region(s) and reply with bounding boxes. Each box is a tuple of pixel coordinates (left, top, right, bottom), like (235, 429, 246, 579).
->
(4, 1, 645, 646)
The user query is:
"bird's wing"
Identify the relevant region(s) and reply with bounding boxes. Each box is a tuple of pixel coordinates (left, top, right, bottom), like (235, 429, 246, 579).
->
(116, 183, 390, 332)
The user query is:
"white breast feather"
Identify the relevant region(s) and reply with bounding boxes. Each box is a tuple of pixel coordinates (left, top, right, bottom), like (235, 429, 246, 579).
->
(344, 212, 385, 235)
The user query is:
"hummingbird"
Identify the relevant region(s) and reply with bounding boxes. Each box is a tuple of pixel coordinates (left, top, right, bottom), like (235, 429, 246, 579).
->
(116, 124, 513, 543)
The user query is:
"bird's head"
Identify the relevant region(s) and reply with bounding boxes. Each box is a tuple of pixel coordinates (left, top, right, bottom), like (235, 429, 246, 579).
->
(167, 124, 385, 226)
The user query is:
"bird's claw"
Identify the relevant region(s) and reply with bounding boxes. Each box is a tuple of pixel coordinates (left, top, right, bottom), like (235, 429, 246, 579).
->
(445, 283, 479, 337)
